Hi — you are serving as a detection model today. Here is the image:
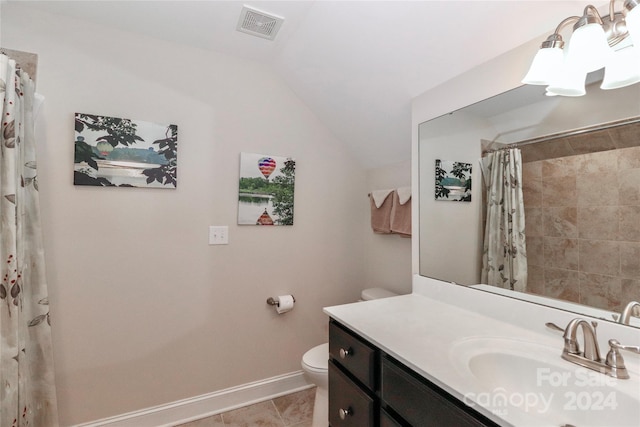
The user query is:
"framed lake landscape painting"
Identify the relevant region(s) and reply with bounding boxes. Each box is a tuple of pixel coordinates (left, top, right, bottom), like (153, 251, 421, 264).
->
(238, 152, 296, 225)
(435, 159, 472, 202)
(74, 113, 178, 188)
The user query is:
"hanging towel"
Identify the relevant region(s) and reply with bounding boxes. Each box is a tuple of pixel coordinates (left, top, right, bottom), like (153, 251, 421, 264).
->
(395, 186, 411, 205)
(390, 188, 411, 237)
(370, 189, 394, 233)
(370, 189, 394, 208)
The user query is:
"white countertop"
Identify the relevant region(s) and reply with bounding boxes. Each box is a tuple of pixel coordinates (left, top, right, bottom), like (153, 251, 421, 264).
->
(324, 292, 640, 427)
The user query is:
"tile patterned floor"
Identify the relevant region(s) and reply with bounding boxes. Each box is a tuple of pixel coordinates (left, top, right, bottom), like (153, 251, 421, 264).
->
(176, 387, 316, 427)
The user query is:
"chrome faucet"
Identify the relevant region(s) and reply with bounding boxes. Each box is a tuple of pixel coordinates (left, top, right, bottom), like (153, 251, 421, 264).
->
(548, 318, 640, 379)
(618, 301, 640, 325)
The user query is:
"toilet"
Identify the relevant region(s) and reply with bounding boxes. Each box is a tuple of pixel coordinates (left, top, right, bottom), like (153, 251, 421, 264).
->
(301, 287, 398, 427)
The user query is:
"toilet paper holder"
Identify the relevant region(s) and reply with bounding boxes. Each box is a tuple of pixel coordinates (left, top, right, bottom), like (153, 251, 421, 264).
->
(266, 295, 296, 306)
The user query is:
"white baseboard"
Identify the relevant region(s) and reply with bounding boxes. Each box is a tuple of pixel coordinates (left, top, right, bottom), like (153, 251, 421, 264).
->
(73, 371, 313, 427)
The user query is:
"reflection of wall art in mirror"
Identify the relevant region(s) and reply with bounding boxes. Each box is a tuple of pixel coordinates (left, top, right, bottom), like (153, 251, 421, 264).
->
(435, 159, 472, 202)
(238, 152, 296, 226)
(74, 113, 178, 188)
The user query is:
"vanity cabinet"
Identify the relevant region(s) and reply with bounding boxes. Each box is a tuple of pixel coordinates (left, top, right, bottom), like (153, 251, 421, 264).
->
(328, 362, 375, 426)
(328, 320, 377, 426)
(328, 319, 500, 427)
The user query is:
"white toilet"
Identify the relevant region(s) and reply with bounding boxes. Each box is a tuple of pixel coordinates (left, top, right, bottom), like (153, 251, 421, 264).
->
(301, 287, 398, 427)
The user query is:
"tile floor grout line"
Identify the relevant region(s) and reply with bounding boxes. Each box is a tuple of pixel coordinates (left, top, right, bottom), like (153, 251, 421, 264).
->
(269, 399, 287, 427)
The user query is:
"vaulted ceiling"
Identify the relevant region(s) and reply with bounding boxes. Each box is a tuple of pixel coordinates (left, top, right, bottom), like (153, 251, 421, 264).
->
(6, 1, 604, 169)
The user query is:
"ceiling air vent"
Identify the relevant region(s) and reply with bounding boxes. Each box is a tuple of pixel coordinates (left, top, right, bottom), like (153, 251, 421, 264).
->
(236, 5, 284, 41)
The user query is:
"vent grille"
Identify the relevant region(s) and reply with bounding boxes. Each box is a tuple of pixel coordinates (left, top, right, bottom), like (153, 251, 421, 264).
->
(237, 6, 284, 40)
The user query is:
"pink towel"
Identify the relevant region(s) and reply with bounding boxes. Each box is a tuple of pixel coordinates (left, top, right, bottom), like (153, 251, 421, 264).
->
(390, 189, 411, 237)
(370, 190, 393, 234)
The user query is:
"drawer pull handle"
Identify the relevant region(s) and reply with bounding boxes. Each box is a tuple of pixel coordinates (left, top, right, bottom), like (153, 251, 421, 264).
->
(339, 407, 352, 420)
(339, 348, 352, 359)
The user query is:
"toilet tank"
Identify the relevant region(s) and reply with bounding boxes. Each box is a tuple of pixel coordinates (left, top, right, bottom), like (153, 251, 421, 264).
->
(361, 287, 398, 301)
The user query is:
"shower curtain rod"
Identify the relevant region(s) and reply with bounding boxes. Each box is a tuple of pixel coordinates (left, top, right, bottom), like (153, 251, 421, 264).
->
(483, 115, 640, 154)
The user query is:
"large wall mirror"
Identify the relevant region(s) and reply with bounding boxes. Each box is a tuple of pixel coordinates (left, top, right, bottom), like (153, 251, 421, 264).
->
(419, 74, 640, 327)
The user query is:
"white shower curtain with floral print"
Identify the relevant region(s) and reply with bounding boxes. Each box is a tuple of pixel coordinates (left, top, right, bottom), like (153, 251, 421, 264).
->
(480, 148, 528, 292)
(0, 54, 59, 426)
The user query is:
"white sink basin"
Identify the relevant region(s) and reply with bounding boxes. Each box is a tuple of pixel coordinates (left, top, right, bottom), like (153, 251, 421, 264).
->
(450, 337, 640, 427)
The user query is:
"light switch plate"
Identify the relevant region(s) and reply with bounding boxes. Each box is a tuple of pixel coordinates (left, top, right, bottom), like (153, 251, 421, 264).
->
(209, 226, 229, 245)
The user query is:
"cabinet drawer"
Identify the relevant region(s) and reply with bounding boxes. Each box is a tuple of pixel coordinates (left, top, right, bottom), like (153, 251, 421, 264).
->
(329, 361, 375, 427)
(329, 321, 377, 390)
(381, 356, 498, 427)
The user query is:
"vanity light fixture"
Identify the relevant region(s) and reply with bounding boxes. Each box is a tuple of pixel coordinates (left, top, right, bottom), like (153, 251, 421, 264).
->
(522, 0, 640, 96)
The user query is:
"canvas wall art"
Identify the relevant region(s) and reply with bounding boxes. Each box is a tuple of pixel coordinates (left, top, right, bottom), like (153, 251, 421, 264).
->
(74, 113, 178, 188)
(238, 152, 296, 225)
(435, 159, 472, 202)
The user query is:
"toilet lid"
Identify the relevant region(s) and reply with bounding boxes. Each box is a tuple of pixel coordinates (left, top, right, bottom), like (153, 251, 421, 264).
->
(302, 343, 328, 370)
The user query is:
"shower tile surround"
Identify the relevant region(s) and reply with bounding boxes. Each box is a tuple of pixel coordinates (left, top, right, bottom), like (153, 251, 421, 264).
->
(521, 121, 640, 311)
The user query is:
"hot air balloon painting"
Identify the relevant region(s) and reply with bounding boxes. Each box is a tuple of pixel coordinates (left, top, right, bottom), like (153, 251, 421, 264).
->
(74, 112, 178, 189)
(238, 152, 296, 226)
(258, 157, 276, 181)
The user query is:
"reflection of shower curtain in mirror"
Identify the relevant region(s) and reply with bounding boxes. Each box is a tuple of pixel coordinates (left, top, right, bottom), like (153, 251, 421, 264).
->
(480, 148, 527, 292)
(0, 54, 59, 426)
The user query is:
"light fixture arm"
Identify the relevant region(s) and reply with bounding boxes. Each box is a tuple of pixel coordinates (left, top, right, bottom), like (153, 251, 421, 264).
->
(574, 5, 605, 31)
(610, 0, 618, 18)
(585, 5, 604, 23)
(554, 16, 582, 34)
(541, 16, 580, 49)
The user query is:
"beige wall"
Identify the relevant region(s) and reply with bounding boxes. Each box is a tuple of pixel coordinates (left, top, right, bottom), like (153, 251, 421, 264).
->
(363, 161, 412, 296)
(1, 5, 382, 424)
(417, 112, 487, 284)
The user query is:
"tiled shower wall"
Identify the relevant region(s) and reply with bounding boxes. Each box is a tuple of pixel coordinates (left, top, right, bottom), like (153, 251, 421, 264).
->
(522, 144, 640, 312)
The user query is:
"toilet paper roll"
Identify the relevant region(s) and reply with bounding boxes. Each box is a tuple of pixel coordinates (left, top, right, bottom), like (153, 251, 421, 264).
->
(276, 295, 295, 314)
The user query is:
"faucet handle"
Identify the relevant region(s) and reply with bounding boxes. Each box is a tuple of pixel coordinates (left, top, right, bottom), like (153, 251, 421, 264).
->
(545, 322, 564, 333)
(608, 339, 640, 354)
(605, 339, 640, 379)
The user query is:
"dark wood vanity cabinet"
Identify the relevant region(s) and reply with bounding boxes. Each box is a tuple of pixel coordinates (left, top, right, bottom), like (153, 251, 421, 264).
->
(328, 362, 375, 426)
(328, 320, 378, 426)
(328, 319, 501, 427)
(380, 355, 499, 427)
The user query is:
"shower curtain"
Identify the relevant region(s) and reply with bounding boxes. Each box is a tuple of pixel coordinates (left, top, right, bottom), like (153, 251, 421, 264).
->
(1, 54, 59, 426)
(480, 148, 527, 292)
